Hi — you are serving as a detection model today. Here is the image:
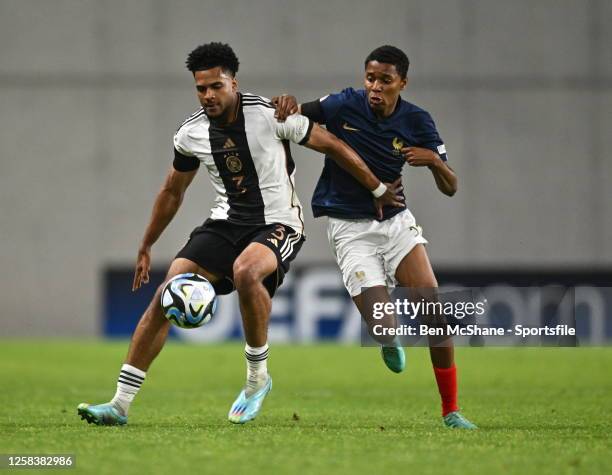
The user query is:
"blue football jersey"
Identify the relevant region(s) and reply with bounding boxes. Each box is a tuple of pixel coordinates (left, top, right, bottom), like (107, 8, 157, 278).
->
(304, 88, 447, 220)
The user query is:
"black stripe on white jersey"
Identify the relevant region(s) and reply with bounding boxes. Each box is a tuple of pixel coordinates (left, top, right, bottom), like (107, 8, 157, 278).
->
(176, 108, 205, 132)
(207, 95, 266, 224)
(242, 93, 273, 103)
(242, 94, 275, 108)
(242, 99, 275, 110)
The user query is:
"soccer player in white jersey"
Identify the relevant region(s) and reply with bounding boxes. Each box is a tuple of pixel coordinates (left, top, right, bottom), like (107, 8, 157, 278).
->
(273, 45, 477, 429)
(77, 42, 403, 426)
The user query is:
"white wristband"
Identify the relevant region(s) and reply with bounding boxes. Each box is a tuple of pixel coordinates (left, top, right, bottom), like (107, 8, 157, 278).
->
(371, 182, 387, 198)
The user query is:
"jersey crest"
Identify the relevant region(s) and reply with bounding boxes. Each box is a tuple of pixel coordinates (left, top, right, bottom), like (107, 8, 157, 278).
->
(392, 137, 404, 157)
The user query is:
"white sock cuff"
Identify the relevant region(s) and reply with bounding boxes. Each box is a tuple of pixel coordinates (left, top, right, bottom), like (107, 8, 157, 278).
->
(245, 343, 269, 356)
(121, 363, 146, 379)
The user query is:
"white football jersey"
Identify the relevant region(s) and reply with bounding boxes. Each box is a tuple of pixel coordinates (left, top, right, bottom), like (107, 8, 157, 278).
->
(173, 93, 312, 234)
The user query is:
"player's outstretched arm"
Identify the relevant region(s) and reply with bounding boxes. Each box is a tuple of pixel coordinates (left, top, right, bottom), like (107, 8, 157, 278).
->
(403, 146, 458, 196)
(132, 168, 197, 291)
(304, 124, 405, 217)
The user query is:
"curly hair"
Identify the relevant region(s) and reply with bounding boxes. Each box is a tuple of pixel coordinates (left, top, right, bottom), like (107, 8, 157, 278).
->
(365, 45, 409, 79)
(186, 42, 240, 76)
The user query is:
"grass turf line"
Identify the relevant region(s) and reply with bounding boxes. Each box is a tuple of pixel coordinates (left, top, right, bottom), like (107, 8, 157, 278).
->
(0, 342, 611, 474)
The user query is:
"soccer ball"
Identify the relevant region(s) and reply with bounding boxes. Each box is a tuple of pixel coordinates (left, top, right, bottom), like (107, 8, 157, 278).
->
(160, 273, 217, 328)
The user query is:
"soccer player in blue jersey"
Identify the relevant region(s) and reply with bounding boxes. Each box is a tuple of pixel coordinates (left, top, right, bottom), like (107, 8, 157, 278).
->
(273, 45, 477, 429)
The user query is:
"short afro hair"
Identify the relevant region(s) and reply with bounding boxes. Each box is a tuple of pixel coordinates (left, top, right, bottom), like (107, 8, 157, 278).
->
(186, 42, 240, 76)
(365, 45, 409, 79)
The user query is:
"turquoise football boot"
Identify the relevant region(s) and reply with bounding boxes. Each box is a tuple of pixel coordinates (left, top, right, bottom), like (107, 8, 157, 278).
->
(228, 376, 272, 424)
(443, 411, 478, 429)
(77, 402, 127, 426)
(381, 344, 406, 373)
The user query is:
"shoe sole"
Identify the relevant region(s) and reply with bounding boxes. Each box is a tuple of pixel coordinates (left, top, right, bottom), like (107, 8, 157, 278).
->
(444, 423, 478, 429)
(78, 407, 101, 425)
(228, 415, 253, 424)
(77, 406, 126, 426)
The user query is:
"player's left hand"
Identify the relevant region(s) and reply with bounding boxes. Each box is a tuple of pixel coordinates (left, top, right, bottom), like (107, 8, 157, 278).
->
(272, 94, 298, 122)
(374, 178, 405, 220)
(132, 247, 151, 291)
(403, 147, 441, 168)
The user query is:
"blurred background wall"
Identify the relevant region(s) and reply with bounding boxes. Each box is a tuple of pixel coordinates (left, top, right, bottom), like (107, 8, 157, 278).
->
(1, 0, 610, 337)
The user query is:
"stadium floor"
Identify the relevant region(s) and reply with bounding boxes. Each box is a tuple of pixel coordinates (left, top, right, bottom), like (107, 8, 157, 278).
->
(1, 342, 611, 474)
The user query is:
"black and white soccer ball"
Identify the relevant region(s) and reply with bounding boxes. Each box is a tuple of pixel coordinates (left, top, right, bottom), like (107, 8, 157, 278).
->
(160, 273, 217, 328)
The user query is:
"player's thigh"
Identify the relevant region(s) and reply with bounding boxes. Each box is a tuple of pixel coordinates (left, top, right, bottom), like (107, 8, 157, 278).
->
(235, 223, 304, 280)
(381, 210, 431, 288)
(175, 220, 239, 295)
(233, 242, 278, 283)
(327, 217, 387, 297)
(394, 244, 438, 289)
(237, 223, 304, 296)
(164, 257, 221, 284)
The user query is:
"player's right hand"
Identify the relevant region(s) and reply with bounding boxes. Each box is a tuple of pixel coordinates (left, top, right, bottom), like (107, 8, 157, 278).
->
(132, 247, 151, 291)
(373, 178, 405, 220)
(272, 94, 298, 122)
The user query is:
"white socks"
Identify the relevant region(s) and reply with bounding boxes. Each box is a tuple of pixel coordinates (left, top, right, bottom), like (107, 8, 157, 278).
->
(110, 364, 146, 416)
(107, 348, 267, 414)
(244, 343, 269, 397)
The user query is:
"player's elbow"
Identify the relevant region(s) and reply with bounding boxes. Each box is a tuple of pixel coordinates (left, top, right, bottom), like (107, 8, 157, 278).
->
(437, 180, 457, 197)
(309, 132, 337, 155)
(307, 125, 340, 155)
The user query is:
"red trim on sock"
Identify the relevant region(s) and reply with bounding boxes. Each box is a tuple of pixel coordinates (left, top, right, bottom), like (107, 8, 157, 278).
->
(433, 365, 458, 417)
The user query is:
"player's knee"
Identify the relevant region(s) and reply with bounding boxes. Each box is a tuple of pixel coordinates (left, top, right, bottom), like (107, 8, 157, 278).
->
(149, 285, 166, 316)
(233, 262, 259, 292)
(411, 283, 439, 300)
(152, 283, 164, 302)
(135, 285, 167, 328)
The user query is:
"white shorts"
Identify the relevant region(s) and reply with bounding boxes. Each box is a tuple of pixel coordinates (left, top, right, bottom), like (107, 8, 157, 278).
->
(327, 210, 428, 297)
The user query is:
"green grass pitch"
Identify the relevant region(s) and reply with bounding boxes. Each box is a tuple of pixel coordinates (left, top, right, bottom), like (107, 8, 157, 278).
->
(1, 342, 611, 474)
